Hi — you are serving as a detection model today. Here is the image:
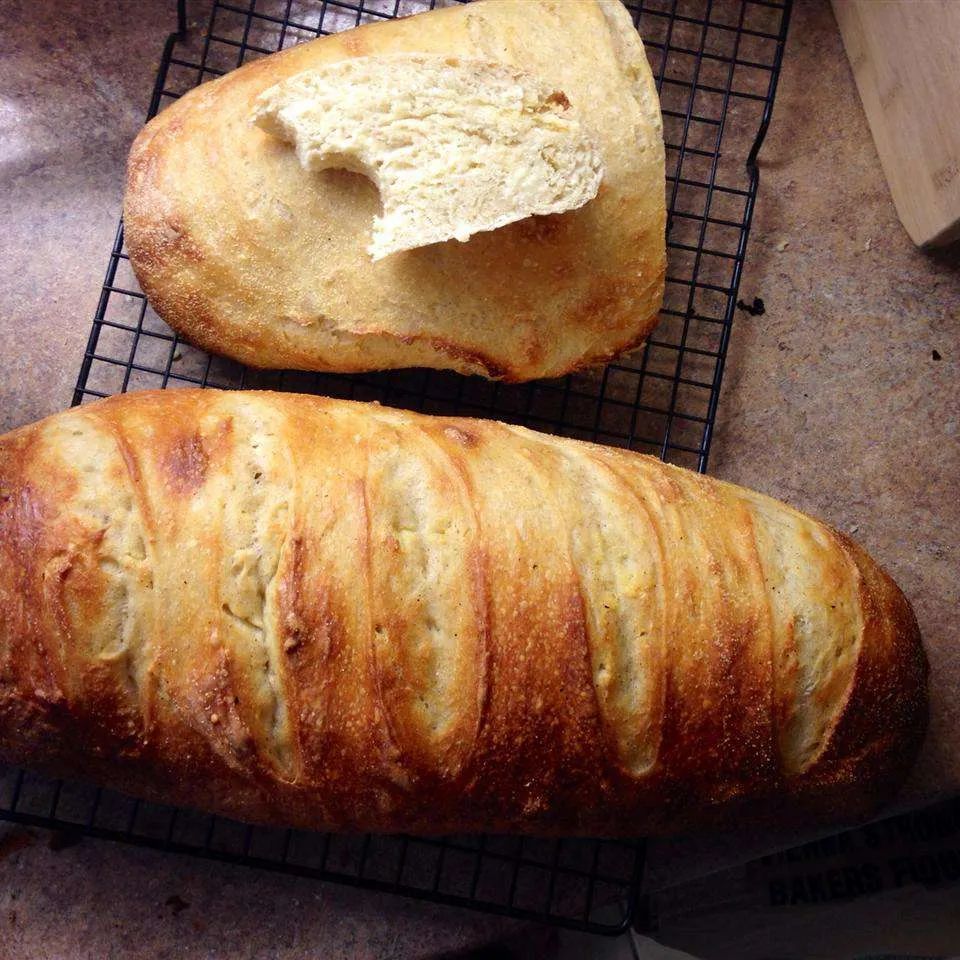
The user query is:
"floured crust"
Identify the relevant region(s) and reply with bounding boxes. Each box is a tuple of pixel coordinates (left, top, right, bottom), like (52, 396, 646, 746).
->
(0, 391, 928, 836)
(124, 0, 666, 381)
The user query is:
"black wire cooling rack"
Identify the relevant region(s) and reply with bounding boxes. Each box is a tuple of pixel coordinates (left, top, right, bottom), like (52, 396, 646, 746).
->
(1, 0, 792, 936)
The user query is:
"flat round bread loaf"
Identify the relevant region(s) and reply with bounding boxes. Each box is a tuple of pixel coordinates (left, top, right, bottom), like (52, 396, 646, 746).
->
(124, 0, 666, 381)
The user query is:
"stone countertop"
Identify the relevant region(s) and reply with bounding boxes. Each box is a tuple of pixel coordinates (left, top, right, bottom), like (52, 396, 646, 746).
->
(0, 0, 957, 956)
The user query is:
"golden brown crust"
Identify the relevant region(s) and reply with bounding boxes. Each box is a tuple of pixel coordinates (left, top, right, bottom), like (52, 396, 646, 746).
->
(784, 533, 929, 816)
(123, 0, 666, 381)
(0, 391, 927, 835)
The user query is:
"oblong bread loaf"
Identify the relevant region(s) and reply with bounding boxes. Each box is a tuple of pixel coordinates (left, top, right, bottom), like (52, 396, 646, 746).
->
(0, 391, 927, 836)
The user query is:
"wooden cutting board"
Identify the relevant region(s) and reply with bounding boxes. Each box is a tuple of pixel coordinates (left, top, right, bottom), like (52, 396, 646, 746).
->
(832, 0, 960, 247)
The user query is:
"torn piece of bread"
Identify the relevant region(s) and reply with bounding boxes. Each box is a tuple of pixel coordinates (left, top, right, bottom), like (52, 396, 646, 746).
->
(252, 54, 604, 261)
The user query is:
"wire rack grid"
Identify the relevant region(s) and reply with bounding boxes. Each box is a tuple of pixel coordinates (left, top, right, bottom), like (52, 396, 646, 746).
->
(1, 0, 791, 936)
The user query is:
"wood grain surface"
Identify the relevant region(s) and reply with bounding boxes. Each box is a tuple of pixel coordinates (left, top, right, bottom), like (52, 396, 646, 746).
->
(833, 0, 960, 247)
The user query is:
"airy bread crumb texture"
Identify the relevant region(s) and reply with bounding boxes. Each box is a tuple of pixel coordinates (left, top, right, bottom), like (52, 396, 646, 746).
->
(252, 53, 604, 260)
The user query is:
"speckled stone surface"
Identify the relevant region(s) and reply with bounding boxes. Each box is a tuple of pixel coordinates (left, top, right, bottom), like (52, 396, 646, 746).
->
(0, 0, 957, 955)
(0, 0, 175, 432)
(0, 825, 548, 959)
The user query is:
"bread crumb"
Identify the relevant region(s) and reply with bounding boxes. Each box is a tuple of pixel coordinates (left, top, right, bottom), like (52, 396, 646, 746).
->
(253, 54, 603, 260)
(165, 895, 190, 916)
(209, 713, 220, 724)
